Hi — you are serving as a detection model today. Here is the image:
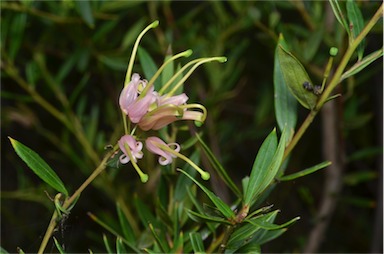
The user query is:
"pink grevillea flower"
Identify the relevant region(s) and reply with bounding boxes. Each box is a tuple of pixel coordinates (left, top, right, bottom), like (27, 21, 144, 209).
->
(156, 93, 188, 106)
(119, 74, 156, 123)
(145, 136, 180, 165)
(118, 135, 143, 164)
(138, 106, 205, 131)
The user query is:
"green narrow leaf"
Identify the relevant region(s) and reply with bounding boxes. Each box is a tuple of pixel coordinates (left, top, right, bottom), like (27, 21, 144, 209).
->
(120, 19, 146, 51)
(278, 161, 331, 181)
(116, 237, 128, 254)
(277, 45, 318, 110)
(174, 151, 199, 201)
(9, 137, 68, 196)
(178, 169, 235, 219)
(116, 202, 136, 245)
(137, 47, 160, 90)
(186, 188, 217, 233)
(0, 246, 10, 254)
(53, 237, 66, 254)
(161, 50, 174, 89)
(346, 0, 365, 60)
(244, 129, 277, 205)
(341, 48, 383, 82)
(9, 13, 27, 60)
(187, 209, 230, 224)
(88, 213, 140, 253)
(227, 211, 280, 251)
(246, 215, 300, 230)
(253, 228, 287, 246)
(245, 128, 287, 206)
(195, 134, 241, 197)
(149, 223, 169, 253)
(98, 55, 128, 71)
(236, 242, 261, 254)
(329, 0, 350, 34)
(75, 0, 95, 28)
(189, 232, 206, 253)
(133, 195, 158, 228)
(274, 35, 297, 140)
(103, 234, 114, 254)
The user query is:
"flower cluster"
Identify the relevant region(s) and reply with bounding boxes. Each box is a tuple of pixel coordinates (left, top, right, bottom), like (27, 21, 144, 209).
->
(115, 21, 225, 183)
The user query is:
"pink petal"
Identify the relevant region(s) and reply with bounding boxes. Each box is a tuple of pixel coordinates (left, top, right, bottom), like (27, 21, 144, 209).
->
(145, 137, 180, 165)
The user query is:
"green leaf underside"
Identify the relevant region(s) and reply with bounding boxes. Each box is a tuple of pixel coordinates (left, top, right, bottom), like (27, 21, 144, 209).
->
(178, 169, 235, 219)
(277, 45, 317, 110)
(9, 137, 68, 196)
(274, 35, 297, 138)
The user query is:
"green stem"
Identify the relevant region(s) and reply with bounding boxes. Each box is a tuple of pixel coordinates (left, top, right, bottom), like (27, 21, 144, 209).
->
(283, 3, 383, 160)
(38, 146, 118, 254)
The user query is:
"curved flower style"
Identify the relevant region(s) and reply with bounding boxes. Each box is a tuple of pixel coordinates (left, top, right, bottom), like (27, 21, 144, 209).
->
(118, 135, 143, 164)
(145, 136, 180, 165)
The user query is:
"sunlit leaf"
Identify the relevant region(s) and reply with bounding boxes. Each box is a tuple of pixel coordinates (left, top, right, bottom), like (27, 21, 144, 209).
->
(9, 137, 68, 196)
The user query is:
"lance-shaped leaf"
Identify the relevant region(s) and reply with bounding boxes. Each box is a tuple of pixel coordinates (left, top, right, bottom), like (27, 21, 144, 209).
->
(277, 45, 318, 110)
(196, 134, 241, 197)
(329, 0, 350, 35)
(187, 209, 230, 224)
(138, 46, 159, 90)
(189, 232, 206, 254)
(9, 137, 68, 196)
(347, 0, 365, 60)
(274, 35, 297, 141)
(244, 128, 287, 206)
(340, 48, 383, 82)
(278, 161, 331, 181)
(178, 169, 235, 219)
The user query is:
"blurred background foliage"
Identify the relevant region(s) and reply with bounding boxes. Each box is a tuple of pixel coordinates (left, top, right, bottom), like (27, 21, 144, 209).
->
(1, 1, 382, 253)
